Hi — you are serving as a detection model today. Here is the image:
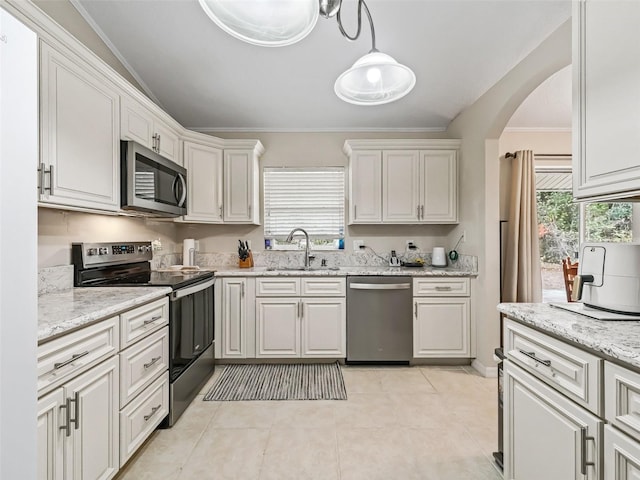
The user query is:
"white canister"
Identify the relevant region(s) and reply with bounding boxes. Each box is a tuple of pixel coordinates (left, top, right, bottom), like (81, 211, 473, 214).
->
(183, 239, 196, 266)
(432, 247, 447, 267)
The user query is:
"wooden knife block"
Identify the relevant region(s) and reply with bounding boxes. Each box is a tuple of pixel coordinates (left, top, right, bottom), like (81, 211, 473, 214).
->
(238, 251, 254, 268)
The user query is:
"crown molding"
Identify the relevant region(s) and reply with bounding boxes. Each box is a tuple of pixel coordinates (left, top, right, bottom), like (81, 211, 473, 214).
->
(191, 127, 447, 133)
(502, 127, 572, 133)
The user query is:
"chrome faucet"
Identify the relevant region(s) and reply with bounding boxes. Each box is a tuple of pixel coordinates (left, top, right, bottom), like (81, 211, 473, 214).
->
(286, 227, 311, 268)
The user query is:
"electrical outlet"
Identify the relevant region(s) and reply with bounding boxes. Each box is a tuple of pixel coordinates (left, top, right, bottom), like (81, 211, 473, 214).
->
(353, 240, 364, 251)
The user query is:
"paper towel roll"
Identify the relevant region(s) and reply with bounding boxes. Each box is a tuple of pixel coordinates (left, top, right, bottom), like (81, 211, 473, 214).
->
(183, 239, 196, 266)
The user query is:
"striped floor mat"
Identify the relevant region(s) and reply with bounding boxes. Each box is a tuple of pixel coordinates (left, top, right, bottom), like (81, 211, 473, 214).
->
(203, 363, 347, 401)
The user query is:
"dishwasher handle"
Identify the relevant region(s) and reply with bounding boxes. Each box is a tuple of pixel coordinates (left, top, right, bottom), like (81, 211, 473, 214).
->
(349, 283, 411, 290)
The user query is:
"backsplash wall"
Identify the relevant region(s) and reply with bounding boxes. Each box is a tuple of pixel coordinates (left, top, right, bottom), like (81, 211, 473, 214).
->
(38, 208, 179, 268)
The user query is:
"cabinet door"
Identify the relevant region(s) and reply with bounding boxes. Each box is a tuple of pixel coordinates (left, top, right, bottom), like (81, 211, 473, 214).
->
(301, 298, 346, 358)
(64, 356, 119, 480)
(413, 298, 470, 358)
(382, 150, 421, 222)
(504, 361, 602, 480)
(120, 96, 153, 148)
(154, 120, 181, 165)
(573, 1, 640, 200)
(420, 150, 458, 223)
(605, 425, 640, 480)
(182, 142, 223, 223)
(349, 150, 382, 223)
(224, 150, 259, 224)
(37, 389, 65, 480)
(221, 278, 247, 358)
(255, 298, 300, 358)
(40, 41, 119, 211)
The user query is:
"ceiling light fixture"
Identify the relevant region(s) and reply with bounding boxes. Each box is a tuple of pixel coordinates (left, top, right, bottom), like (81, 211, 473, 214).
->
(198, 0, 416, 106)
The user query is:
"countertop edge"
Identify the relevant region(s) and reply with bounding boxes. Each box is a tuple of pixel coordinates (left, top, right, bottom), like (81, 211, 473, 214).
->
(212, 267, 478, 277)
(498, 302, 640, 371)
(38, 287, 172, 344)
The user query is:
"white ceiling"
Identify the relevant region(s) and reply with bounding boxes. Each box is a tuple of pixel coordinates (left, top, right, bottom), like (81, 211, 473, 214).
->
(72, 0, 572, 132)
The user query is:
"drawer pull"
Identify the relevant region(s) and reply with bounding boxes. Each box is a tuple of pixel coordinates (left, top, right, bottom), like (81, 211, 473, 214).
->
(519, 349, 551, 367)
(435, 286, 452, 291)
(144, 404, 162, 421)
(581, 427, 596, 475)
(54, 350, 90, 370)
(143, 315, 162, 325)
(69, 392, 80, 431)
(144, 356, 162, 369)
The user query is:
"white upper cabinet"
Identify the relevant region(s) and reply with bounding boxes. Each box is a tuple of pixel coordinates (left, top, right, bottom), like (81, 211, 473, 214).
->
(39, 40, 120, 212)
(223, 142, 264, 225)
(573, 1, 640, 201)
(345, 140, 460, 225)
(120, 95, 181, 165)
(349, 150, 383, 223)
(181, 141, 223, 223)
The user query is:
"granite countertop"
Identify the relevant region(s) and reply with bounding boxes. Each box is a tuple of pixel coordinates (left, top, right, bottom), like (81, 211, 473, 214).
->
(213, 265, 477, 277)
(498, 302, 640, 370)
(38, 287, 172, 344)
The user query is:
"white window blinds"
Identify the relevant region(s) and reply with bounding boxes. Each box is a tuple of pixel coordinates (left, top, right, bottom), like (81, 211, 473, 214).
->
(264, 167, 345, 237)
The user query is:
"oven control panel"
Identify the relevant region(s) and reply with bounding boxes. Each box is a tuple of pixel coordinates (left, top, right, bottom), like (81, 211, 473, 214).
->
(72, 242, 153, 267)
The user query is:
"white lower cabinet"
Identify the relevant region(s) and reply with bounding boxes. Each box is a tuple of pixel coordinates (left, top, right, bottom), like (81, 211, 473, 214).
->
(37, 356, 120, 480)
(504, 360, 602, 480)
(254, 278, 346, 359)
(221, 277, 250, 358)
(605, 425, 640, 480)
(412, 278, 471, 358)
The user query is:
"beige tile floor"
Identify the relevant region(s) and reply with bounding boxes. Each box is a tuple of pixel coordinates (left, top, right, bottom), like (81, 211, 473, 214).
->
(116, 365, 503, 480)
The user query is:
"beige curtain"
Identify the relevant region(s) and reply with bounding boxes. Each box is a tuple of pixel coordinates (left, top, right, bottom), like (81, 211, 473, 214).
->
(502, 150, 542, 303)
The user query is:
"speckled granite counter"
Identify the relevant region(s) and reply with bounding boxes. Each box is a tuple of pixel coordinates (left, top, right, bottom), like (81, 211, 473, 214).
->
(213, 265, 477, 277)
(498, 302, 640, 370)
(38, 287, 171, 344)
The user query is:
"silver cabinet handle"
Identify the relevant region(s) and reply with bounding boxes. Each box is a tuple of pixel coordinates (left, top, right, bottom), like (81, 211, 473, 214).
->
(414, 302, 417, 317)
(157, 134, 161, 152)
(248, 204, 251, 218)
(580, 427, 596, 475)
(38, 163, 54, 196)
(435, 286, 452, 291)
(144, 356, 162, 369)
(219, 205, 223, 218)
(59, 398, 72, 437)
(417, 205, 420, 219)
(354, 205, 357, 219)
(519, 349, 551, 367)
(69, 392, 80, 431)
(420, 205, 424, 219)
(144, 404, 162, 422)
(300, 301, 304, 320)
(54, 350, 90, 370)
(152, 133, 157, 152)
(143, 315, 162, 325)
(241, 281, 245, 298)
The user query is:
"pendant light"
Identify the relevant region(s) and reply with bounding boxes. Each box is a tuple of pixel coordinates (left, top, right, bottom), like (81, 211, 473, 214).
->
(198, 0, 416, 104)
(332, 0, 415, 105)
(198, 0, 319, 47)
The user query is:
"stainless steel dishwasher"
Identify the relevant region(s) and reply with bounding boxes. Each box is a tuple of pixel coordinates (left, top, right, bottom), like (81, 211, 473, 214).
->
(346, 276, 413, 363)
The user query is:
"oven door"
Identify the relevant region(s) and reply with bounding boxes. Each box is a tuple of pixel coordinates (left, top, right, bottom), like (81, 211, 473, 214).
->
(169, 277, 214, 381)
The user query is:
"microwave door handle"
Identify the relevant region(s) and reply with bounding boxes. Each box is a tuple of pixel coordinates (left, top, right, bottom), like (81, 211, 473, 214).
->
(175, 173, 187, 207)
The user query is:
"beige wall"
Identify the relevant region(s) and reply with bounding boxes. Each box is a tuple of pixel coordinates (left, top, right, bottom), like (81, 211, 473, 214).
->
(38, 208, 178, 268)
(177, 131, 457, 256)
(33, 0, 145, 93)
(445, 20, 571, 372)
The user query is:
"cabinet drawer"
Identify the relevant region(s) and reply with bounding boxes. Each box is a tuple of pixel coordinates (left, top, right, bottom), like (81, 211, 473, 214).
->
(256, 278, 300, 296)
(119, 371, 169, 466)
(301, 278, 346, 296)
(38, 316, 119, 396)
(120, 297, 168, 349)
(119, 327, 168, 407)
(605, 361, 640, 442)
(504, 319, 602, 415)
(413, 278, 469, 296)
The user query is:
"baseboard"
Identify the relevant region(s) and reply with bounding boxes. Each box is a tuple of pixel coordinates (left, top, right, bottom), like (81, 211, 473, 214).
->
(471, 359, 498, 378)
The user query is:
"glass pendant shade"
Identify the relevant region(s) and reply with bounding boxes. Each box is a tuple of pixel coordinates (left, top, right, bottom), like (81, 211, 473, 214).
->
(334, 51, 416, 105)
(198, 0, 319, 47)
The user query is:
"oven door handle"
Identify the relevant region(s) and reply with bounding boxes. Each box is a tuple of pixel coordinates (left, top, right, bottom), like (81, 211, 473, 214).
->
(171, 278, 215, 301)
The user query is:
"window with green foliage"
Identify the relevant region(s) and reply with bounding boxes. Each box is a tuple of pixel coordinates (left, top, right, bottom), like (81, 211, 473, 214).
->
(536, 168, 633, 301)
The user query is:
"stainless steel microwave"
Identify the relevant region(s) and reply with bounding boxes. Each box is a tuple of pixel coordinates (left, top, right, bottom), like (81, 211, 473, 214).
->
(121, 140, 187, 216)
